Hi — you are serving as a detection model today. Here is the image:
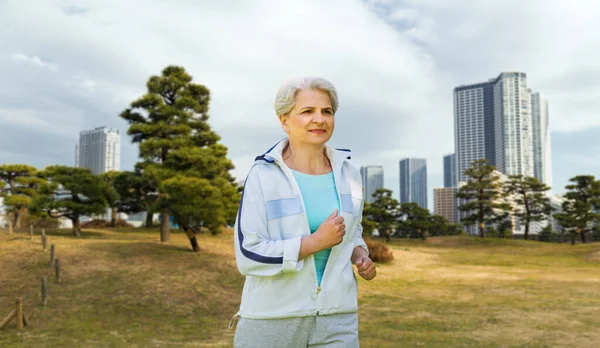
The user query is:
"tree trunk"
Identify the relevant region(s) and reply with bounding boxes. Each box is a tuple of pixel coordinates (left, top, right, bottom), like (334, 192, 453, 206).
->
(13, 211, 21, 229)
(7, 212, 13, 234)
(385, 228, 391, 243)
(72, 216, 81, 238)
(160, 209, 170, 242)
(183, 227, 200, 252)
(479, 222, 486, 239)
(110, 208, 117, 227)
(524, 223, 530, 240)
(580, 229, 587, 244)
(145, 212, 154, 228)
(571, 233, 576, 245)
(419, 228, 427, 240)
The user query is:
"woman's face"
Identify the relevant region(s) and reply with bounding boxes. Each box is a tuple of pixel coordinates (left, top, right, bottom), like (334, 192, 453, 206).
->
(280, 89, 335, 147)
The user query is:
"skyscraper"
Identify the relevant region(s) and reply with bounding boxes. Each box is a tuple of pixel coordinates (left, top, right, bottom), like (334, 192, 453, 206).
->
(531, 92, 552, 187)
(360, 165, 384, 204)
(76, 127, 121, 175)
(454, 72, 544, 182)
(399, 158, 427, 209)
(443, 153, 457, 188)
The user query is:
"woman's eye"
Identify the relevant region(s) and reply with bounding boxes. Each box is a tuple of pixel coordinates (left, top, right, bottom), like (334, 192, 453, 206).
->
(302, 110, 311, 114)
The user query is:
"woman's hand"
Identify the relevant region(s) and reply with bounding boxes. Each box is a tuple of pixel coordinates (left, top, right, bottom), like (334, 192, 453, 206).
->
(313, 209, 346, 249)
(352, 246, 376, 280)
(354, 256, 376, 280)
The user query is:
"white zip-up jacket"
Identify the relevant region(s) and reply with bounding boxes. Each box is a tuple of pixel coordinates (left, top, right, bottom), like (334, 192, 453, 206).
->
(233, 139, 368, 319)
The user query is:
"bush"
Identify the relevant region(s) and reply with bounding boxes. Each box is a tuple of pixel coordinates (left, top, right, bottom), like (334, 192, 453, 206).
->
(80, 219, 133, 228)
(365, 238, 394, 263)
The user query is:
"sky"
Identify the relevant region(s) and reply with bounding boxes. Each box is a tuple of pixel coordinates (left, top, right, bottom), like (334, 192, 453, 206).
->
(1, 0, 599, 209)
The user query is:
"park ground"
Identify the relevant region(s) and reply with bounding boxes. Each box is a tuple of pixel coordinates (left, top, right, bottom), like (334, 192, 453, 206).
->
(1, 228, 599, 347)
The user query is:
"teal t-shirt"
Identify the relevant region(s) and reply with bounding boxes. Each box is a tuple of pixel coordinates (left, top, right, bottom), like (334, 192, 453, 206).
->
(290, 169, 340, 286)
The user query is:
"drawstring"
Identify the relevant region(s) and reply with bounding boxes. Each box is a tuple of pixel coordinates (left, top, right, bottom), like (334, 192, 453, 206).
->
(228, 312, 241, 329)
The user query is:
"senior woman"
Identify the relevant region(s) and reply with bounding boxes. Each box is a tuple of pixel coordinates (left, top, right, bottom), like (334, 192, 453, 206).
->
(231, 77, 376, 348)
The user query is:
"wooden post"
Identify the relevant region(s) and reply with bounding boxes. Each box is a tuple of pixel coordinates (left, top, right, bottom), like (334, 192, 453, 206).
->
(41, 228, 46, 238)
(0, 310, 16, 329)
(16, 298, 23, 329)
(41, 276, 48, 307)
(42, 235, 47, 250)
(8, 213, 13, 235)
(49, 244, 55, 266)
(29, 224, 34, 240)
(55, 259, 61, 283)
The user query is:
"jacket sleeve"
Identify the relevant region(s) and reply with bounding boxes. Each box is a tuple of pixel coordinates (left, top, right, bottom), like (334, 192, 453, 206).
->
(353, 193, 369, 256)
(234, 166, 304, 276)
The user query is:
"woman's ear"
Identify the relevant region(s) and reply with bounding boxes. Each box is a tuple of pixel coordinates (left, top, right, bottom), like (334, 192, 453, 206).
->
(279, 114, 289, 133)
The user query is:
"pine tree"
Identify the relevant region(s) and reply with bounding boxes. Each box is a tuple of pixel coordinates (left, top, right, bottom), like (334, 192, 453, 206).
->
(364, 189, 399, 242)
(0, 164, 44, 231)
(554, 175, 600, 245)
(34, 166, 110, 236)
(504, 175, 553, 240)
(456, 159, 510, 238)
(120, 65, 239, 249)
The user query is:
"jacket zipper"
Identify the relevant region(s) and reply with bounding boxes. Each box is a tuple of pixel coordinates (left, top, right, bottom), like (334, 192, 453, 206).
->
(274, 158, 322, 315)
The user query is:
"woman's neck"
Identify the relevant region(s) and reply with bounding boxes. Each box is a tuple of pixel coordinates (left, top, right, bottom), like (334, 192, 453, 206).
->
(282, 141, 331, 175)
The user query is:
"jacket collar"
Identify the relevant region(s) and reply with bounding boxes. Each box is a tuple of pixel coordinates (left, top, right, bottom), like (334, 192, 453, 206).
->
(256, 138, 349, 173)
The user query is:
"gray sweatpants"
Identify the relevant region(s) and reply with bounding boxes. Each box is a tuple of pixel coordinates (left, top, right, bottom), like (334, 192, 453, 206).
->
(233, 312, 359, 348)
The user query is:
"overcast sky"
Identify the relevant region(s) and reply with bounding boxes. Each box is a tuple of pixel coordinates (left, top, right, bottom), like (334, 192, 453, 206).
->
(1, 0, 599, 209)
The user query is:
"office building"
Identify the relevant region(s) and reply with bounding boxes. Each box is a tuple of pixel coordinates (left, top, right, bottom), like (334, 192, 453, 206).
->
(360, 166, 384, 204)
(531, 92, 552, 187)
(443, 153, 457, 187)
(434, 187, 458, 223)
(399, 158, 427, 209)
(76, 127, 121, 175)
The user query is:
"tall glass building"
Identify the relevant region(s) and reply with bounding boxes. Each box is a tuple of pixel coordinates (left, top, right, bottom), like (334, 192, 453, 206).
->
(443, 153, 457, 188)
(399, 158, 427, 209)
(454, 72, 543, 183)
(360, 165, 384, 204)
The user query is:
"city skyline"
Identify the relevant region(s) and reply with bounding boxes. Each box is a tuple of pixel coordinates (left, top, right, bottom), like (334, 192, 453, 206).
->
(1, 1, 599, 211)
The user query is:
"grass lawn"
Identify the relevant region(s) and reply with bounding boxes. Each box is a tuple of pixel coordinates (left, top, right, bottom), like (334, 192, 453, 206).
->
(1, 228, 599, 347)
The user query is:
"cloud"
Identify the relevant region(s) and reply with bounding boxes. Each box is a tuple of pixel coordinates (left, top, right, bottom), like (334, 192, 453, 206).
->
(0, 0, 598, 205)
(11, 53, 59, 72)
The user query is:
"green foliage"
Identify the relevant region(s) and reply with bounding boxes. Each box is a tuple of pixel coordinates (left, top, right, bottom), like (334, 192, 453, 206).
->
(396, 203, 432, 240)
(33, 166, 110, 235)
(554, 175, 600, 244)
(504, 175, 553, 240)
(0, 164, 44, 228)
(363, 189, 399, 241)
(457, 159, 510, 238)
(113, 170, 158, 216)
(486, 226, 499, 238)
(120, 65, 240, 244)
(538, 224, 556, 243)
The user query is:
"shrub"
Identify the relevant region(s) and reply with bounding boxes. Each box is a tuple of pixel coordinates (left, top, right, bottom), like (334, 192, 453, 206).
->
(80, 219, 133, 228)
(365, 238, 394, 263)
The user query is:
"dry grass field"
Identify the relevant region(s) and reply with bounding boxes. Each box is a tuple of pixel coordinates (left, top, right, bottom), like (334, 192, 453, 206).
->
(1, 228, 599, 347)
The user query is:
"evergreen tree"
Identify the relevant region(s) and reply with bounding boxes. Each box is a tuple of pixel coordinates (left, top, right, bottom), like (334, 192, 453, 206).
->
(34, 166, 110, 237)
(363, 189, 399, 242)
(554, 175, 600, 245)
(504, 175, 553, 240)
(456, 159, 510, 238)
(0, 164, 42, 230)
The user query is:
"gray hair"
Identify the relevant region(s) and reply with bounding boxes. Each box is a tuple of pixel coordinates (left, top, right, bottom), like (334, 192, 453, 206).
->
(274, 77, 339, 117)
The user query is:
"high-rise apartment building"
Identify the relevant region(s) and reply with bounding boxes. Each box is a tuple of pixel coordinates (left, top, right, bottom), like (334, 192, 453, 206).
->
(454, 72, 545, 183)
(76, 127, 121, 175)
(360, 165, 384, 204)
(434, 187, 458, 223)
(399, 158, 427, 209)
